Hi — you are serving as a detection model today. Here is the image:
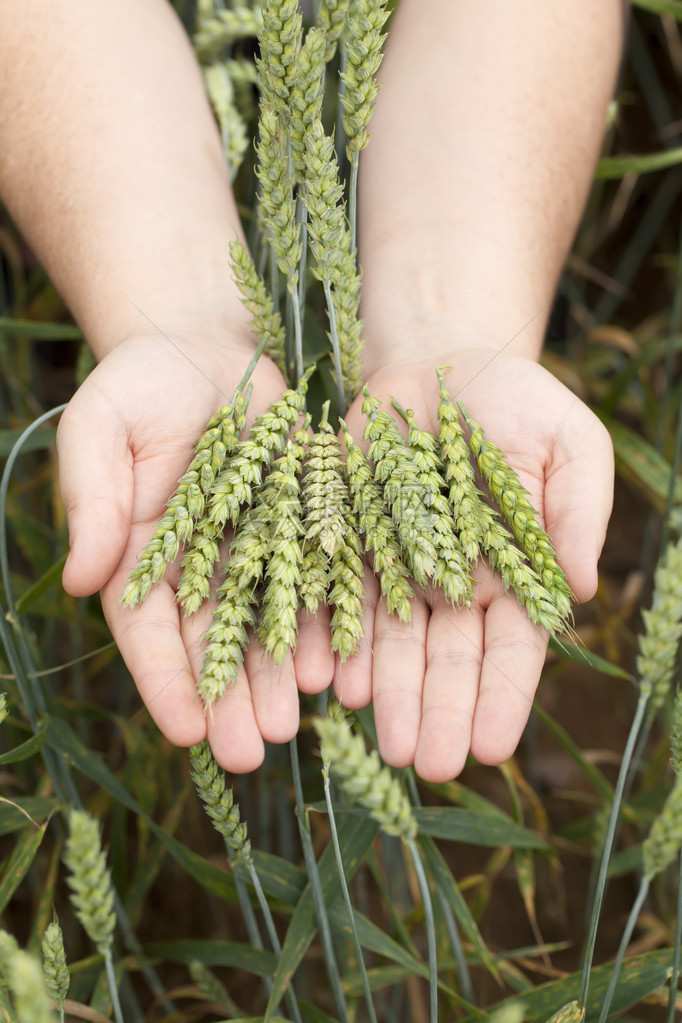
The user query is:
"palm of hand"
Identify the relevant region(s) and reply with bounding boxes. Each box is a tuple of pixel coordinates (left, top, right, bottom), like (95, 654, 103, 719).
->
(58, 332, 290, 768)
(335, 351, 613, 782)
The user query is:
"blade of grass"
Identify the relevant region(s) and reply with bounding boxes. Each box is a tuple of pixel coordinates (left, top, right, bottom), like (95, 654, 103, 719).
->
(595, 147, 682, 178)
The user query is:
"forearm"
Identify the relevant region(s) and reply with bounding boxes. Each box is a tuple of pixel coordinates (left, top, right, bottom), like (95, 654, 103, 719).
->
(359, 0, 625, 372)
(0, 0, 249, 358)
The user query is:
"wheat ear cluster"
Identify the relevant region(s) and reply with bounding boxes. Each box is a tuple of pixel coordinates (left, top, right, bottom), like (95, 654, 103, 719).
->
(341, 420, 414, 621)
(121, 393, 247, 608)
(363, 391, 439, 589)
(404, 407, 473, 608)
(124, 369, 573, 711)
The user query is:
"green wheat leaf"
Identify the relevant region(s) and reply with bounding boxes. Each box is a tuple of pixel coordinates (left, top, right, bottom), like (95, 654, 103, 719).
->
(0, 822, 47, 915)
(0, 724, 47, 766)
(414, 807, 550, 849)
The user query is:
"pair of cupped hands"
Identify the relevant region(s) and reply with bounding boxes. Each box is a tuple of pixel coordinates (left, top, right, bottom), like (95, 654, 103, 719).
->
(57, 328, 613, 783)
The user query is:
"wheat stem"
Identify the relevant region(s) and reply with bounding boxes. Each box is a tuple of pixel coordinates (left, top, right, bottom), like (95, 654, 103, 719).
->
(666, 851, 682, 1023)
(578, 689, 648, 1006)
(289, 736, 350, 1023)
(104, 950, 124, 1023)
(290, 277, 305, 383)
(322, 752, 379, 1023)
(407, 839, 438, 1023)
(405, 771, 474, 1002)
(349, 151, 359, 255)
(597, 877, 649, 1023)
(323, 279, 347, 416)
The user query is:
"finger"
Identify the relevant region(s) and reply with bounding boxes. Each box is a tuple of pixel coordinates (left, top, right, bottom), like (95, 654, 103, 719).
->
(469, 590, 547, 766)
(244, 637, 300, 745)
(371, 595, 429, 768)
(332, 564, 379, 710)
(57, 387, 133, 597)
(103, 576, 207, 748)
(414, 595, 484, 783)
(547, 409, 614, 603)
(206, 665, 266, 774)
(294, 607, 335, 694)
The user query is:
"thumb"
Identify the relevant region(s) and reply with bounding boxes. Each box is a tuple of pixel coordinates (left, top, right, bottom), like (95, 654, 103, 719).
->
(545, 413, 614, 605)
(57, 391, 133, 597)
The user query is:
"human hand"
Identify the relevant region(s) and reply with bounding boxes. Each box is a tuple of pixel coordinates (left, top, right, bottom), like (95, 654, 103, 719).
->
(57, 330, 324, 773)
(336, 349, 614, 783)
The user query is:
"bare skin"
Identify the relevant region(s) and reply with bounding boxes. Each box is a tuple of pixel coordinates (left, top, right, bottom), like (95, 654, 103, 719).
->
(0, 0, 620, 780)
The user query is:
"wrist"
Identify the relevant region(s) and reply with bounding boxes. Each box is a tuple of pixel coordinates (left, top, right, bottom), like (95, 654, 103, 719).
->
(360, 307, 545, 378)
(84, 284, 254, 362)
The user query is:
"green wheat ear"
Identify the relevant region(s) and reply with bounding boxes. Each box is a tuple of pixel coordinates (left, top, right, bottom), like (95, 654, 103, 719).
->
(404, 406, 473, 608)
(542, 1003, 584, 1023)
(256, 101, 302, 285)
(203, 63, 249, 179)
(314, 713, 417, 842)
(207, 370, 312, 533)
(230, 239, 287, 377)
(642, 773, 682, 880)
(63, 809, 116, 957)
(302, 120, 346, 283)
(189, 959, 235, 1012)
(362, 389, 438, 587)
(0, 933, 55, 1023)
(435, 367, 489, 563)
(257, 430, 308, 663)
(316, 0, 351, 61)
(459, 400, 573, 622)
(290, 27, 326, 183)
(41, 917, 70, 1012)
(302, 410, 346, 557)
(301, 411, 364, 657)
(256, 0, 303, 117)
(671, 690, 682, 776)
(189, 740, 252, 862)
(194, 6, 263, 61)
(637, 526, 682, 716)
(340, 420, 414, 622)
(340, 0, 390, 157)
